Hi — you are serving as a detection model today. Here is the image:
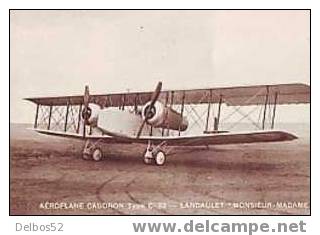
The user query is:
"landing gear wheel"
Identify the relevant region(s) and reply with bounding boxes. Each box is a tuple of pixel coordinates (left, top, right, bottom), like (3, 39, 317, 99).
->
(143, 157, 152, 165)
(92, 148, 103, 161)
(143, 149, 153, 165)
(155, 150, 166, 166)
(82, 153, 91, 160)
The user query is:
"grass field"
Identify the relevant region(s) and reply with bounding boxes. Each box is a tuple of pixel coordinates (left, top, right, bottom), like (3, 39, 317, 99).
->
(10, 123, 310, 215)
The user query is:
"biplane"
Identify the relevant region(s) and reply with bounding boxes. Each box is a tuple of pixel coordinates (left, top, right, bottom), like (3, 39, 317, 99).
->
(25, 82, 310, 166)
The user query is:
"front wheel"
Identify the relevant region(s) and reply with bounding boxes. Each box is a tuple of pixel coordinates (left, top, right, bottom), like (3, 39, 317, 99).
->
(82, 153, 92, 160)
(92, 148, 103, 161)
(143, 157, 152, 165)
(155, 150, 166, 166)
(143, 149, 153, 164)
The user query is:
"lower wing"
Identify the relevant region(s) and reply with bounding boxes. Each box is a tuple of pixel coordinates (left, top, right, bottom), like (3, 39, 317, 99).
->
(32, 129, 133, 144)
(121, 130, 298, 146)
(33, 128, 297, 146)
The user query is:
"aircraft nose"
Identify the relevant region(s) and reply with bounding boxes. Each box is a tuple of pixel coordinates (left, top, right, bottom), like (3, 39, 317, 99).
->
(87, 104, 100, 127)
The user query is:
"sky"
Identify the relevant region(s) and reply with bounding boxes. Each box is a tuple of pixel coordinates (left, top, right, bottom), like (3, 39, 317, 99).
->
(10, 10, 310, 124)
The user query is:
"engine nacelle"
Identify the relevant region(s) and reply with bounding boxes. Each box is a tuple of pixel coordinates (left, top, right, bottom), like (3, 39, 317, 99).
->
(142, 101, 188, 131)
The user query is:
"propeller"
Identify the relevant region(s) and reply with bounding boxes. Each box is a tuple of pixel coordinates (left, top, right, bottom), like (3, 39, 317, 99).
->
(136, 82, 162, 138)
(82, 85, 92, 138)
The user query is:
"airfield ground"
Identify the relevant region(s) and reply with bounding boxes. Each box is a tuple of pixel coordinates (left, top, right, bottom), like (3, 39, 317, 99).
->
(10, 124, 310, 215)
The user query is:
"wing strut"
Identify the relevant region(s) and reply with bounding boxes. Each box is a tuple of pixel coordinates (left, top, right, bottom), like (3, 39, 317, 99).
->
(47, 105, 53, 130)
(64, 101, 70, 132)
(262, 86, 270, 130)
(76, 104, 82, 134)
(167, 90, 175, 136)
(214, 95, 223, 131)
(271, 92, 278, 129)
(82, 85, 91, 138)
(205, 90, 213, 132)
(161, 91, 169, 136)
(34, 104, 39, 128)
(178, 91, 186, 136)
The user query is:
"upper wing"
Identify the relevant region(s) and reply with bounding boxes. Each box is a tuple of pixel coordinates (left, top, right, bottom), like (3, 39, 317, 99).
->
(25, 83, 310, 107)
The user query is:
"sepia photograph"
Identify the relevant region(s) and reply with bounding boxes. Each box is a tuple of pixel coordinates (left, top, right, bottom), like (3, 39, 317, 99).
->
(9, 9, 310, 215)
